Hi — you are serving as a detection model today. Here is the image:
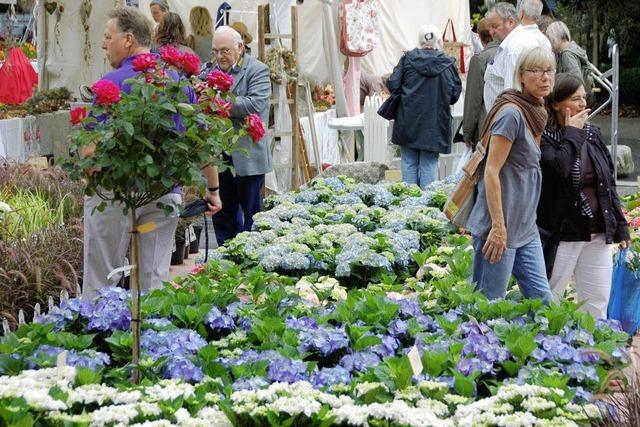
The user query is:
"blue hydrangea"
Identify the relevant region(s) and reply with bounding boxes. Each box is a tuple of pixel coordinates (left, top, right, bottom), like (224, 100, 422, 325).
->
(232, 376, 270, 391)
(286, 316, 318, 330)
(339, 351, 381, 373)
(372, 334, 399, 358)
(562, 363, 599, 383)
(27, 345, 110, 371)
(141, 329, 207, 360)
(34, 298, 94, 331)
(394, 298, 422, 318)
(456, 357, 493, 376)
(388, 319, 408, 338)
(85, 287, 131, 332)
(164, 355, 204, 382)
(267, 358, 308, 383)
(311, 366, 352, 388)
(205, 306, 235, 333)
(298, 325, 350, 357)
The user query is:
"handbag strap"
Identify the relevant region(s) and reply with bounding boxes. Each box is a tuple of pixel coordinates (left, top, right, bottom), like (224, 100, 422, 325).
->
(443, 18, 457, 42)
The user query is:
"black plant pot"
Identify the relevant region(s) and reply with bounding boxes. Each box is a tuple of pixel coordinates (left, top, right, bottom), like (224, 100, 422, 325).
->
(189, 225, 202, 254)
(171, 240, 186, 265)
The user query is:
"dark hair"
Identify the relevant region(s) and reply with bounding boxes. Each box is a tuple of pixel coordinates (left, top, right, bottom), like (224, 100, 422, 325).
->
(477, 18, 492, 46)
(156, 12, 187, 46)
(545, 73, 584, 130)
(108, 7, 152, 48)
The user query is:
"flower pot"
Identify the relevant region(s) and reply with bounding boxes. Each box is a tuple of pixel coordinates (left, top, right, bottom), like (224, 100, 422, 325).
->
(171, 240, 186, 265)
(189, 225, 202, 254)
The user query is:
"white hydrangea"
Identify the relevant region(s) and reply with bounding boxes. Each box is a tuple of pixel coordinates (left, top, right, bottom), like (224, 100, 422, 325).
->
(443, 394, 471, 406)
(494, 411, 538, 426)
(143, 381, 195, 402)
(415, 398, 450, 417)
(196, 407, 233, 426)
(355, 382, 389, 397)
(68, 384, 119, 406)
(266, 396, 322, 417)
(90, 404, 139, 426)
(521, 397, 556, 412)
(127, 421, 176, 427)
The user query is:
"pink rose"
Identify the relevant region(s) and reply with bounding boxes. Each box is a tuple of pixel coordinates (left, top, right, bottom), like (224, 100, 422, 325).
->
(180, 52, 201, 76)
(131, 53, 157, 72)
(212, 97, 232, 118)
(91, 80, 121, 106)
(207, 69, 234, 92)
(69, 106, 88, 125)
(630, 217, 640, 229)
(159, 45, 182, 68)
(244, 113, 266, 142)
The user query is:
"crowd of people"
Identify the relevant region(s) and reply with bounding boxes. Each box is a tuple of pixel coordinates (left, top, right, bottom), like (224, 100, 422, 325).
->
(386, 0, 628, 319)
(84, 1, 628, 321)
(83, 5, 271, 299)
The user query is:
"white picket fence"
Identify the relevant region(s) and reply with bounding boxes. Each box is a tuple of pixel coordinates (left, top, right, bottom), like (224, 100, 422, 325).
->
(363, 95, 464, 180)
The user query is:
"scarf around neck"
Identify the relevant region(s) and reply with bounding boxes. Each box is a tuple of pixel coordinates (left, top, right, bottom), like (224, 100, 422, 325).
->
(479, 89, 548, 143)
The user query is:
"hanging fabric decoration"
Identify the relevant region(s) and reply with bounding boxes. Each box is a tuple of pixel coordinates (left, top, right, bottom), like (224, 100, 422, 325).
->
(339, 0, 379, 57)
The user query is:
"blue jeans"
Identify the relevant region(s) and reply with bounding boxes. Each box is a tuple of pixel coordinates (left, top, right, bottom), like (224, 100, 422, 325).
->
(472, 235, 553, 304)
(400, 147, 439, 189)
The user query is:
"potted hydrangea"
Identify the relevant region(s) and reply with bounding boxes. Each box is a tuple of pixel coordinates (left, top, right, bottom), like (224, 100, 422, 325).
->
(63, 47, 265, 382)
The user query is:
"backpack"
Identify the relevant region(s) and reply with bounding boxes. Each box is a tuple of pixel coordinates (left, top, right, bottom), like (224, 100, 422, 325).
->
(561, 49, 595, 98)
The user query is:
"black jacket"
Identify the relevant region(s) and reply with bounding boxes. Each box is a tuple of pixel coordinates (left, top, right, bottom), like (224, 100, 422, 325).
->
(537, 124, 629, 244)
(386, 48, 461, 154)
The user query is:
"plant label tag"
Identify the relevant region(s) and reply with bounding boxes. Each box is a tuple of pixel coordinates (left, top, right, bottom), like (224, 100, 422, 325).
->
(407, 345, 423, 377)
(189, 225, 196, 242)
(56, 350, 68, 376)
(138, 222, 156, 234)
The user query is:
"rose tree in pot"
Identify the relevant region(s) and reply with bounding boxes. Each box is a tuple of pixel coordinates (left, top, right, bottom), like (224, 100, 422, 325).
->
(63, 47, 265, 382)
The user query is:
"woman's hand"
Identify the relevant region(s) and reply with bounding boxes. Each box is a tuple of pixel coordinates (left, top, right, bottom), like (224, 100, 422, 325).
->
(564, 107, 590, 130)
(483, 225, 507, 264)
(620, 239, 631, 250)
(205, 192, 222, 216)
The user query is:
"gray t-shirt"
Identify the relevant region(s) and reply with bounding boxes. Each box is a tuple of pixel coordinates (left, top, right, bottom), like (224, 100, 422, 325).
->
(467, 106, 542, 248)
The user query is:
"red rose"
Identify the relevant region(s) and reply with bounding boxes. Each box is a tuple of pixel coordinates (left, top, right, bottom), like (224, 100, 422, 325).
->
(212, 97, 232, 118)
(180, 52, 201, 76)
(69, 106, 88, 125)
(131, 53, 157, 72)
(244, 113, 266, 142)
(160, 45, 182, 68)
(91, 80, 121, 106)
(207, 69, 234, 92)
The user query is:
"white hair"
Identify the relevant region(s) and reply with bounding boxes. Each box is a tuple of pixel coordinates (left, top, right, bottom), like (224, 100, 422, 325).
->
(417, 24, 443, 51)
(546, 21, 572, 51)
(517, 0, 544, 20)
(214, 25, 243, 46)
(512, 47, 556, 92)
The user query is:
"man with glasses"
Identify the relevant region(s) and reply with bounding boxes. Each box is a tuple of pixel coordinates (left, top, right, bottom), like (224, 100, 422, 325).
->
(484, 0, 552, 111)
(198, 26, 272, 246)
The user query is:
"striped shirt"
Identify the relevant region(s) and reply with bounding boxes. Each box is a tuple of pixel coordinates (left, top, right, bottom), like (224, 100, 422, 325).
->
(483, 24, 553, 112)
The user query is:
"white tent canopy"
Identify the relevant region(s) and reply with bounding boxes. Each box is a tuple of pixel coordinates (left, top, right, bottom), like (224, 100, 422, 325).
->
(39, 0, 471, 96)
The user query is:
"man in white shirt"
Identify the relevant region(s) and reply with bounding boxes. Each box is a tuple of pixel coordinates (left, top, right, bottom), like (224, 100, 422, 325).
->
(484, 0, 552, 111)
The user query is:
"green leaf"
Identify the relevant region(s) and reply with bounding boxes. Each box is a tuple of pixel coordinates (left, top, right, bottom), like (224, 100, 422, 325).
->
(384, 356, 413, 390)
(123, 121, 135, 136)
(501, 360, 522, 377)
(354, 335, 382, 351)
(453, 371, 476, 397)
(422, 351, 448, 378)
(75, 367, 103, 385)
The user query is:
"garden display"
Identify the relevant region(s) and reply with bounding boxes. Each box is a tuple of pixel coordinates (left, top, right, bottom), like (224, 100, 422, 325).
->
(0, 176, 632, 426)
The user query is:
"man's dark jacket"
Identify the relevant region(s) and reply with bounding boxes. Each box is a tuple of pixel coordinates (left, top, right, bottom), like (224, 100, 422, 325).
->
(386, 48, 462, 154)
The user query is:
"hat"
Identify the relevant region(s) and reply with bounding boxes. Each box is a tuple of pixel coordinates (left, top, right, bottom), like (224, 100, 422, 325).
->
(231, 21, 253, 45)
(150, 0, 170, 11)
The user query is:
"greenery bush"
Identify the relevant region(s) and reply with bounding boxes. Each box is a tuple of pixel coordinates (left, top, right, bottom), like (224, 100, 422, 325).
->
(619, 67, 640, 105)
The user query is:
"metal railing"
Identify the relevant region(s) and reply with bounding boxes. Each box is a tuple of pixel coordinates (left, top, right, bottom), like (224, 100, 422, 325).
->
(587, 44, 619, 178)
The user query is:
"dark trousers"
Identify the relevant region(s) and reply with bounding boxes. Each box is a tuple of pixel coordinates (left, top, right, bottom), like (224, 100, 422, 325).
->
(212, 169, 264, 246)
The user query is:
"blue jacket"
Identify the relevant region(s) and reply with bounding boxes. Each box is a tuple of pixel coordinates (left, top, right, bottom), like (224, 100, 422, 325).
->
(387, 48, 461, 154)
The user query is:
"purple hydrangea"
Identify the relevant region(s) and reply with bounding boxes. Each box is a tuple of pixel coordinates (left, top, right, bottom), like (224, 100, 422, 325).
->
(372, 335, 399, 358)
(226, 301, 246, 319)
(574, 386, 594, 403)
(164, 356, 204, 382)
(205, 306, 235, 333)
(415, 314, 437, 332)
(311, 366, 352, 388)
(596, 319, 624, 332)
(85, 287, 131, 332)
(267, 358, 308, 383)
(27, 345, 110, 371)
(388, 319, 408, 338)
(232, 376, 270, 391)
(298, 325, 350, 357)
(34, 298, 95, 331)
(145, 317, 173, 329)
(339, 351, 381, 373)
(286, 316, 318, 331)
(562, 363, 599, 383)
(456, 357, 493, 376)
(443, 310, 460, 322)
(141, 329, 207, 360)
(573, 349, 600, 364)
(562, 329, 595, 346)
(393, 298, 422, 318)
(536, 336, 577, 362)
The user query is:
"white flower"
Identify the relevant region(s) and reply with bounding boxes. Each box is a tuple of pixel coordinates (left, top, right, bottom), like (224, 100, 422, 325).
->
(195, 407, 233, 426)
(521, 396, 555, 412)
(355, 382, 388, 397)
(143, 381, 195, 402)
(494, 411, 538, 427)
(127, 421, 176, 427)
(443, 394, 471, 406)
(0, 200, 12, 212)
(266, 396, 322, 417)
(90, 404, 139, 426)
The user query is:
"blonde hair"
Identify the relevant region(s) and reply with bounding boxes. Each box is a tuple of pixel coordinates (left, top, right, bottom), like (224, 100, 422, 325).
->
(189, 6, 213, 37)
(545, 21, 572, 52)
(512, 47, 556, 92)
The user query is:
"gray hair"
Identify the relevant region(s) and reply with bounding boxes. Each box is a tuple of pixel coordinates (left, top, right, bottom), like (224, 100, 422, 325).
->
(546, 21, 572, 51)
(513, 47, 556, 92)
(487, 2, 518, 23)
(108, 7, 153, 48)
(214, 26, 244, 47)
(417, 24, 443, 50)
(517, 0, 544, 20)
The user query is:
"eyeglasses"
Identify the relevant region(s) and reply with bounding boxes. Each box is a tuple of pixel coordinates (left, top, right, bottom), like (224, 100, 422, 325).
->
(524, 68, 556, 77)
(212, 48, 232, 56)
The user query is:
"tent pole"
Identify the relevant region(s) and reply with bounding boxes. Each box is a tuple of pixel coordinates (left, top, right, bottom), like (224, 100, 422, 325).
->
(36, 0, 47, 90)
